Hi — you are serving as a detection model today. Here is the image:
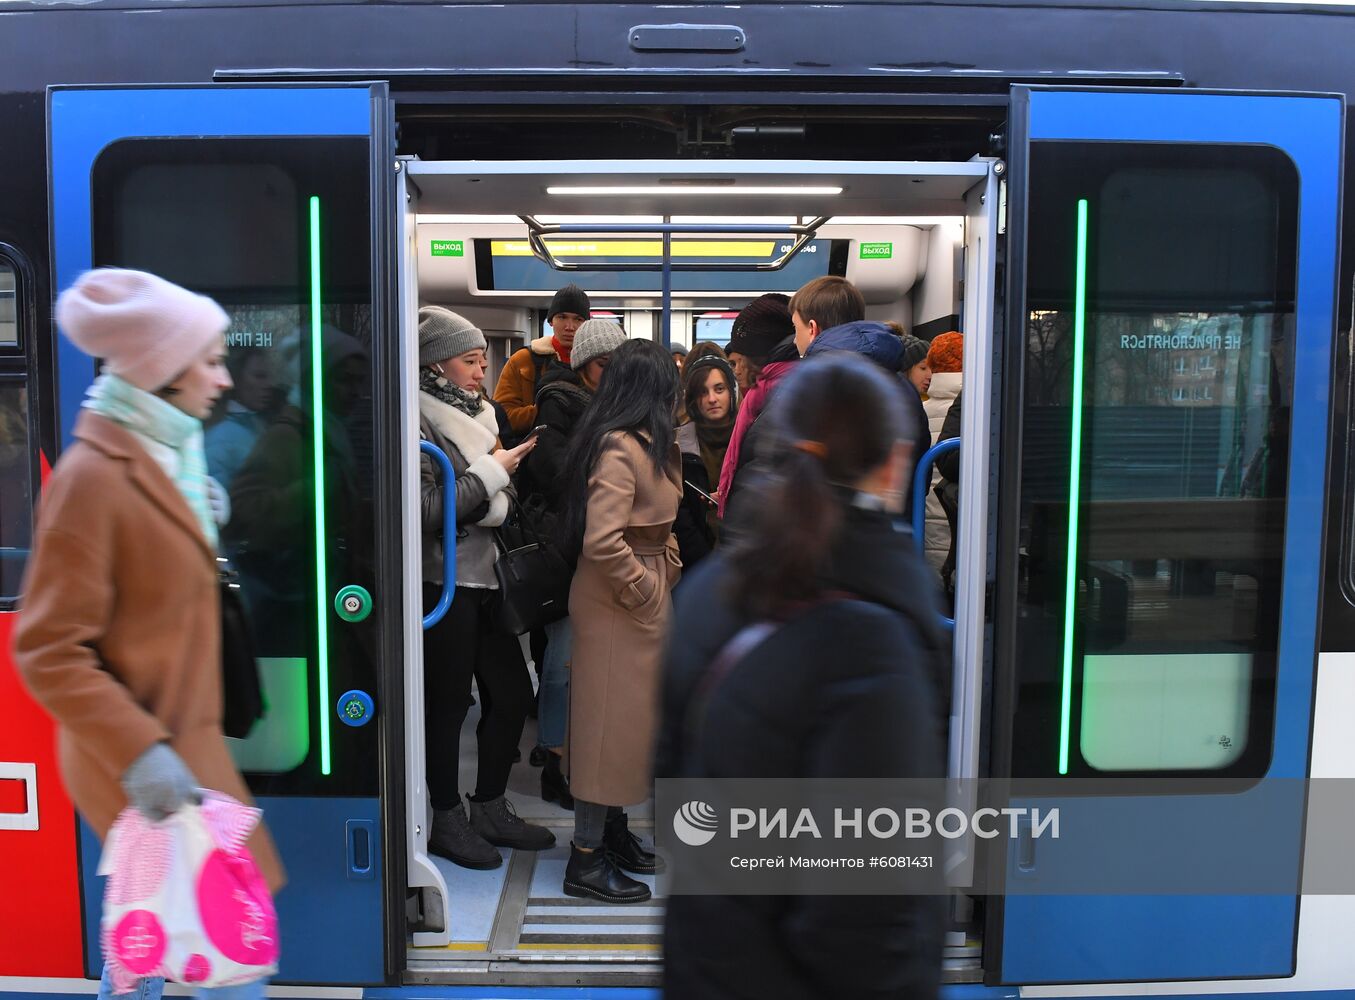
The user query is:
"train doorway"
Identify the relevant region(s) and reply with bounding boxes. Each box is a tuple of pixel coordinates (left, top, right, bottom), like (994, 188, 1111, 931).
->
(394, 156, 1000, 986)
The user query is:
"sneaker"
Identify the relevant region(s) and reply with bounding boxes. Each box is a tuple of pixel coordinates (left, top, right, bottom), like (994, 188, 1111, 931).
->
(468, 794, 556, 851)
(604, 812, 665, 874)
(563, 843, 651, 903)
(429, 803, 502, 870)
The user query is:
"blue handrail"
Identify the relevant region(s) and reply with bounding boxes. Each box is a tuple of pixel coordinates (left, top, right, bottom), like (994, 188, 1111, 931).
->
(420, 440, 456, 630)
(911, 437, 961, 631)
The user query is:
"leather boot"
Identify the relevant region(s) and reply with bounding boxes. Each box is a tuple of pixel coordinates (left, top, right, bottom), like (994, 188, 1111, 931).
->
(604, 811, 665, 874)
(429, 803, 502, 870)
(541, 752, 574, 810)
(563, 843, 651, 903)
(468, 794, 556, 851)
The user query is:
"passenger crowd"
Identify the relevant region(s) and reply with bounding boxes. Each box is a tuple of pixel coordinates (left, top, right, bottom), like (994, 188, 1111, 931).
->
(14, 267, 963, 1000)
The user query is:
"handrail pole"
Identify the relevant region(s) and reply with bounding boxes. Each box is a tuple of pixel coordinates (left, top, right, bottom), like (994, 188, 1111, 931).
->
(911, 437, 961, 631)
(420, 440, 456, 630)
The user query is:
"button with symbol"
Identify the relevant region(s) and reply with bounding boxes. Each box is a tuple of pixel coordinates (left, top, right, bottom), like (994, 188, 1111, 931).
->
(337, 690, 375, 727)
(334, 585, 373, 622)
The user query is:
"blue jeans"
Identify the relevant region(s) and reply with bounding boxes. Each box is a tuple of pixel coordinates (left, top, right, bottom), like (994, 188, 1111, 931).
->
(537, 615, 572, 749)
(98, 965, 268, 1000)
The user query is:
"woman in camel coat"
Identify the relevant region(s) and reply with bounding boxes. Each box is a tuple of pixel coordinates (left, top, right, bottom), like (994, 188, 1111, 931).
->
(13, 270, 284, 999)
(557, 339, 682, 904)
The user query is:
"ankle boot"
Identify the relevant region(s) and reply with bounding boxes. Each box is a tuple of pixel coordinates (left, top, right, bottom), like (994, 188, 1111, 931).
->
(429, 803, 502, 871)
(604, 811, 665, 874)
(563, 843, 651, 903)
(467, 794, 556, 851)
(541, 752, 574, 810)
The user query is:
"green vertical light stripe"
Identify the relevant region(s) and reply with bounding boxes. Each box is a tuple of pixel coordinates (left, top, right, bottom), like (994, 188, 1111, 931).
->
(309, 195, 333, 778)
(1059, 198, 1089, 776)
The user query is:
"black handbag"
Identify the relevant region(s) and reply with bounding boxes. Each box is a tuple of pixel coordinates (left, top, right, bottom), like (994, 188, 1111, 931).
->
(491, 497, 573, 635)
(219, 558, 265, 739)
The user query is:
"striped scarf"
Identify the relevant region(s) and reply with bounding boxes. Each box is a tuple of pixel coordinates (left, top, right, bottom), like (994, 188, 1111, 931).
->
(83, 373, 217, 548)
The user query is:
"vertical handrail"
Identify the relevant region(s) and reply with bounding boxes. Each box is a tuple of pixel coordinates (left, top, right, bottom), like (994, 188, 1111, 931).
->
(911, 437, 961, 630)
(420, 440, 456, 629)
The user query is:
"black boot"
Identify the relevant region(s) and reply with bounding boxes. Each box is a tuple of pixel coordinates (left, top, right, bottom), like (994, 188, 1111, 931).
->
(428, 803, 502, 871)
(529, 745, 548, 767)
(604, 812, 665, 875)
(468, 794, 556, 851)
(563, 843, 651, 903)
(541, 752, 574, 810)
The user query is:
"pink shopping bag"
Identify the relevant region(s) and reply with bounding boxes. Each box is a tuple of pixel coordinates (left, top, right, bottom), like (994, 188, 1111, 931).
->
(99, 790, 279, 993)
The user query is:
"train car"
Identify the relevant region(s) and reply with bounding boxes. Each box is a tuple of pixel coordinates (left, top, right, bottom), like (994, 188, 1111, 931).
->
(2, 0, 1354, 996)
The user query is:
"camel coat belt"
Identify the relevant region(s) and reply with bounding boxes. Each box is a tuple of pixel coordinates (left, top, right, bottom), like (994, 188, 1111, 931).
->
(12, 411, 284, 892)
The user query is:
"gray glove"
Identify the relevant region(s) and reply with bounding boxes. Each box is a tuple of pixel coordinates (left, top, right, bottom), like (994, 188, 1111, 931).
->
(121, 743, 200, 821)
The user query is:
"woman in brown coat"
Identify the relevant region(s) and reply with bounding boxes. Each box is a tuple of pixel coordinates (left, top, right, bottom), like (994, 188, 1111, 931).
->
(557, 339, 682, 903)
(13, 269, 283, 998)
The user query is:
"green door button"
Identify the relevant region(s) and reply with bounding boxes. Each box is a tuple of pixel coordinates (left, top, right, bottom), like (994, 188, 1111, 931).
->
(335, 585, 373, 623)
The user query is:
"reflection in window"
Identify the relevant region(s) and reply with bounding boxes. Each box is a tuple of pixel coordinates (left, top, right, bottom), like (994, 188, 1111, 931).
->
(1011, 143, 1296, 779)
(0, 264, 15, 347)
(0, 383, 33, 602)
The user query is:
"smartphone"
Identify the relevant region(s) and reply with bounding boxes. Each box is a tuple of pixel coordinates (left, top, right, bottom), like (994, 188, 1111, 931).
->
(523, 424, 548, 443)
(684, 480, 718, 507)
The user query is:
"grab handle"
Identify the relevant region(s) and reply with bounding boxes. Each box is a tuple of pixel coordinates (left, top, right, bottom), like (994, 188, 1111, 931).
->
(911, 437, 960, 631)
(420, 441, 456, 629)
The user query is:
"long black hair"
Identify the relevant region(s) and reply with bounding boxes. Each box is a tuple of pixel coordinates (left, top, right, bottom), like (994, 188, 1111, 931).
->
(559, 338, 680, 548)
(723, 353, 913, 618)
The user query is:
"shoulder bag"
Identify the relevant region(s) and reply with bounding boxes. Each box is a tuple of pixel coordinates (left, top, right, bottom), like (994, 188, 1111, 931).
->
(491, 496, 573, 635)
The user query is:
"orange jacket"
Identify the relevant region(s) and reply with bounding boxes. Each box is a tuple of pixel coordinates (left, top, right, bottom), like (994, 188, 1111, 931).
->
(493, 335, 564, 433)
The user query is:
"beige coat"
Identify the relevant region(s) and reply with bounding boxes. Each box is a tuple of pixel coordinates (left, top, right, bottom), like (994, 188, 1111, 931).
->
(566, 431, 682, 806)
(13, 412, 284, 891)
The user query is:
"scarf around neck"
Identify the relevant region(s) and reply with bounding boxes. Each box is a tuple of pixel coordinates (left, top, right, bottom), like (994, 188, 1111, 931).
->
(551, 334, 572, 366)
(83, 373, 217, 548)
(420, 367, 485, 418)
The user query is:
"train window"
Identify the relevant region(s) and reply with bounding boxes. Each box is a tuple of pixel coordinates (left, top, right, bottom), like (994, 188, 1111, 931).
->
(1010, 143, 1297, 780)
(0, 264, 16, 347)
(91, 137, 379, 797)
(0, 380, 32, 604)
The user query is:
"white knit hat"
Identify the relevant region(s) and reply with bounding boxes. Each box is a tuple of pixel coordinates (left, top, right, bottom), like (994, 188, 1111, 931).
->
(56, 269, 229, 392)
(571, 319, 628, 371)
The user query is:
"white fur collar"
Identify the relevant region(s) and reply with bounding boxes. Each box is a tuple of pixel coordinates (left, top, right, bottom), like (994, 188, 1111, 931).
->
(418, 391, 499, 461)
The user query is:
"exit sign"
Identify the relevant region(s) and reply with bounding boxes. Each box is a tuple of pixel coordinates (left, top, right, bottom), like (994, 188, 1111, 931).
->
(431, 240, 464, 257)
(859, 242, 893, 259)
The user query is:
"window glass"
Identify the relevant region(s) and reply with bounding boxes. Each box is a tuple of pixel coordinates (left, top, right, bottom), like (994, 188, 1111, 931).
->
(0, 381, 32, 603)
(1010, 143, 1297, 779)
(0, 265, 15, 347)
(93, 137, 377, 797)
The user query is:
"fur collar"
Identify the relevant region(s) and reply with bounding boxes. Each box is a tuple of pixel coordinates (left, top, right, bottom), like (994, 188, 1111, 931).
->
(418, 391, 499, 461)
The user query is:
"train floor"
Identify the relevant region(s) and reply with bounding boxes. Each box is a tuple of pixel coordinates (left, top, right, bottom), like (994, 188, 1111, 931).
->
(405, 671, 982, 986)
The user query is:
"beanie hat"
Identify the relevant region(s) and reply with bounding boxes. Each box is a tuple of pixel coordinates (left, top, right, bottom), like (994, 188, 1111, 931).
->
(683, 354, 739, 414)
(418, 305, 485, 366)
(56, 269, 230, 392)
(927, 331, 964, 373)
(547, 284, 592, 322)
(899, 333, 930, 372)
(726, 293, 793, 361)
(570, 318, 627, 371)
(670, 343, 689, 356)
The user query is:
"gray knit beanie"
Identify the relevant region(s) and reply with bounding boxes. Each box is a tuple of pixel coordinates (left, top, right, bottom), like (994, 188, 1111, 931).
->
(571, 319, 628, 371)
(418, 305, 486, 366)
(899, 333, 930, 372)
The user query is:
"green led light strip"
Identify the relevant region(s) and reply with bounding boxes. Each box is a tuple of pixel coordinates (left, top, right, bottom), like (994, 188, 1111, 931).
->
(309, 195, 333, 777)
(1059, 198, 1089, 777)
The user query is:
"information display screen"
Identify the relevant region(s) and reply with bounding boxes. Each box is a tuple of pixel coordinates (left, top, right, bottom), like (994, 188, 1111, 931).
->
(474, 237, 846, 292)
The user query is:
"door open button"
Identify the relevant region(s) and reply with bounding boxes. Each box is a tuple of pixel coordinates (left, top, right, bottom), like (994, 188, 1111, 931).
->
(0, 762, 38, 831)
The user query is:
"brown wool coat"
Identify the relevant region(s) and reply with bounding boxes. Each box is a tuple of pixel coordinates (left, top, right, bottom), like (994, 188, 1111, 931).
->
(566, 431, 682, 806)
(492, 336, 560, 433)
(13, 412, 284, 891)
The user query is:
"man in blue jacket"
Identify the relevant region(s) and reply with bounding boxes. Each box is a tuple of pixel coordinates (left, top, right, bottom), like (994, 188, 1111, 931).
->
(788, 275, 933, 520)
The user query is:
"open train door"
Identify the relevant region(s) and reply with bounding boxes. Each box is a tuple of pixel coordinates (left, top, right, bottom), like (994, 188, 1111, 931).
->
(48, 84, 403, 985)
(986, 87, 1341, 985)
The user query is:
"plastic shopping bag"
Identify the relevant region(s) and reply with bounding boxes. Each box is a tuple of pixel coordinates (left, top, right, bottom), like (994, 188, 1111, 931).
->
(99, 790, 279, 993)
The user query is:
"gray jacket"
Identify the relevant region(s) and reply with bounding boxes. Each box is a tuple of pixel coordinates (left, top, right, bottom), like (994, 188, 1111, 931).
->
(419, 392, 512, 589)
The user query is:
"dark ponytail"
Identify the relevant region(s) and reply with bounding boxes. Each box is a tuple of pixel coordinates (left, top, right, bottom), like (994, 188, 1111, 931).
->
(723, 353, 913, 619)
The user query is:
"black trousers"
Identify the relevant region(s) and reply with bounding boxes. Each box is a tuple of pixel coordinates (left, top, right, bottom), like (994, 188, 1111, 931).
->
(423, 584, 533, 809)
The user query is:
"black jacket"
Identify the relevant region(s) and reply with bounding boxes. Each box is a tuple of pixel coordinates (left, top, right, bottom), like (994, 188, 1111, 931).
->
(936, 388, 961, 484)
(673, 421, 719, 572)
(656, 503, 949, 1000)
(520, 365, 591, 510)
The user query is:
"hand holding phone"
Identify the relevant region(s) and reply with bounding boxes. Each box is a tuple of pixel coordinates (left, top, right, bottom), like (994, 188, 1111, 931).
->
(523, 423, 549, 443)
(684, 480, 718, 507)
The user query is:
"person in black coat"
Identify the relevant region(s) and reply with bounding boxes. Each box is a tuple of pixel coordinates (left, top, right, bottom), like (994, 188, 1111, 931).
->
(656, 354, 949, 1000)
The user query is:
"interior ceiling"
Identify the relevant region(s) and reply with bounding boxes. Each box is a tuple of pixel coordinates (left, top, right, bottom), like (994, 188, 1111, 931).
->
(407, 160, 987, 218)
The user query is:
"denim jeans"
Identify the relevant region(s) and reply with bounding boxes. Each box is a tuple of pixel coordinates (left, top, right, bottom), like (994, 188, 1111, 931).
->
(98, 964, 268, 1000)
(537, 615, 572, 749)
